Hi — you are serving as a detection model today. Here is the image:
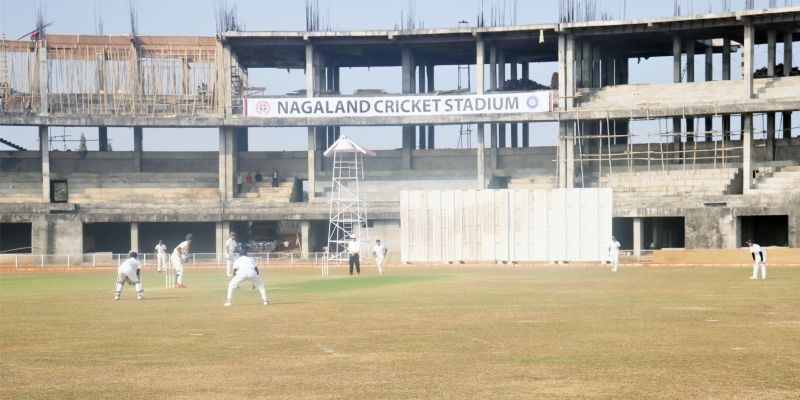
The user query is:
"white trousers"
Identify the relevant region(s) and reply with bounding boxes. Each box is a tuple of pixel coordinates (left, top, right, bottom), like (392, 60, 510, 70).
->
(751, 261, 767, 279)
(115, 267, 143, 297)
(157, 254, 168, 271)
(610, 257, 619, 272)
(226, 254, 235, 277)
(226, 269, 268, 303)
(171, 254, 185, 284)
(375, 257, 384, 275)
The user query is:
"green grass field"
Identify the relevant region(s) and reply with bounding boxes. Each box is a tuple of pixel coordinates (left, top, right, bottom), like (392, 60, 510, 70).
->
(1, 265, 799, 399)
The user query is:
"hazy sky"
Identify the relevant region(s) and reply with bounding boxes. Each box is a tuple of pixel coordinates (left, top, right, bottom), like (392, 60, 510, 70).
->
(0, 0, 797, 151)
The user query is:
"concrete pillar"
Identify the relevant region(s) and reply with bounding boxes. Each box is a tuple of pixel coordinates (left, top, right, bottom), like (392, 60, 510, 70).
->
(743, 113, 753, 193)
(475, 39, 486, 188)
(592, 46, 602, 88)
(401, 47, 414, 169)
(767, 113, 776, 161)
(477, 124, 485, 189)
(704, 44, 714, 142)
(38, 45, 48, 115)
(498, 50, 506, 149)
(489, 44, 497, 92)
(743, 24, 755, 99)
(98, 127, 108, 151)
(685, 40, 695, 143)
(783, 32, 793, 139)
(564, 35, 575, 110)
(673, 35, 682, 84)
(722, 114, 731, 142)
(305, 43, 315, 96)
(306, 43, 318, 196)
(133, 127, 143, 172)
(307, 128, 316, 199)
(426, 64, 435, 149)
(130, 222, 139, 252)
(300, 221, 310, 258)
(39, 126, 49, 203)
(417, 65, 426, 149)
(488, 44, 498, 169)
(476, 38, 485, 94)
(565, 122, 575, 188)
(521, 61, 530, 147)
(722, 36, 731, 81)
(633, 217, 643, 257)
(218, 127, 236, 201)
(510, 59, 518, 148)
(767, 30, 777, 77)
(558, 122, 567, 187)
(216, 221, 230, 257)
(581, 41, 592, 89)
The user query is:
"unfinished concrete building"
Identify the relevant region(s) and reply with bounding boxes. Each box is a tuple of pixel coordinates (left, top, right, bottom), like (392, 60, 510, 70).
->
(1, 7, 799, 261)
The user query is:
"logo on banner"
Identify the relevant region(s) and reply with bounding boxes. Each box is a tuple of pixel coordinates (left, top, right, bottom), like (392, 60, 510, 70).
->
(526, 96, 539, 110)
(255, 101, 271, 116)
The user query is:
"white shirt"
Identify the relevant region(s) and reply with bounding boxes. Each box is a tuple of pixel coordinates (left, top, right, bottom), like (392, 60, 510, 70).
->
(750, 244, 766, 262)
(233, 255, 258, 271)
(372, 244, 387, 259)
(155, 243, 167, 255)
(225, 238, 238, 254)
(609, 240, 621, 259)
(236, 174, 243, 184)
(119, 257, 141, 272)
(172, 241, 190, 258)
(347, 240, 360, 255)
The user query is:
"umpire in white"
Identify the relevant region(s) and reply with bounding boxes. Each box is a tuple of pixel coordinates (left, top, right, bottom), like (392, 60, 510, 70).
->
(115, 251, 144, 300)
(225, 245, 270, 306)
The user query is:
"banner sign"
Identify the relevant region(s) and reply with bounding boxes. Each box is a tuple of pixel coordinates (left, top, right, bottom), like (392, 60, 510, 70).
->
(245, 91, 552, 119)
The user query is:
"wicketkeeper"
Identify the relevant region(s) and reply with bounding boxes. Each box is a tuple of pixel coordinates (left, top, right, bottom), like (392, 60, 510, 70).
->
(115, 251, 144, 301)
(225, 245, 270, 306)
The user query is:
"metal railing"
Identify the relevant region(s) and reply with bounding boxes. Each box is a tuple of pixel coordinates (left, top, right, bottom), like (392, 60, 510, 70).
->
(0, 252, 333, 268)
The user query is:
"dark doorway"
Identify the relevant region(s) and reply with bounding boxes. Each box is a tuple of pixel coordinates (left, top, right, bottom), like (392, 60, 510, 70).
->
(138, 222, 216, 254)
(739, 215, 789, 247)
(642, 217, 685, 249)
(83, 223, 130, 253)
(0, 223, 32, 253)
(612, 217, 633, 250)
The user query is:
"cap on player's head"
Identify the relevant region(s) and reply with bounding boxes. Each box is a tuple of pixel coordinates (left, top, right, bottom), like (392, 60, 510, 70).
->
(158, 239, 163, 244)
(239, 244, 249, 256)
(229, 232, 236, 237)
(350, 235, 357, 240)
(185, 234, 193, 241)
(746, 239, 754, 245)
(611, 236, 616, 240)
(376, 239, 381, 243)
(129, 250, 138, 259)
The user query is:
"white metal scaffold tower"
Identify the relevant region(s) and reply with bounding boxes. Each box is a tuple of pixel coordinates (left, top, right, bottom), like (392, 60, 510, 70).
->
(324, 136, 376, 269)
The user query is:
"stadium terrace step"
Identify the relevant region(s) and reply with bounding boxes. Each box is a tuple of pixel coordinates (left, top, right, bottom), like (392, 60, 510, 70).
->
(598, 167, 739, 197)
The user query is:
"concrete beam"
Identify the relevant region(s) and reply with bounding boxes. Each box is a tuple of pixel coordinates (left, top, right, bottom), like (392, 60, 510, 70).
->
(743, 24, 755, 99)
(39, 126, 49, 203)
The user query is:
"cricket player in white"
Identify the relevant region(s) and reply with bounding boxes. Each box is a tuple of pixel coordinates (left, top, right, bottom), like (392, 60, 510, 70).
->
(609, 236, 621, 272)
(372, 239, 387, 276)
(224, 232, 238, 277)
(171, 234, 192, 288)
(155, 240, 168, 273)
(747, 239, 767, 280)
(115, 251, 143, 300)
(225, 245, 269, 306)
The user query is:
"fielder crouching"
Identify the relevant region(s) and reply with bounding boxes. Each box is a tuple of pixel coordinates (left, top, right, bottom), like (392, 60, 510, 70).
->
(225, 245, 270, 306)
(115, 251, 144, 300)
